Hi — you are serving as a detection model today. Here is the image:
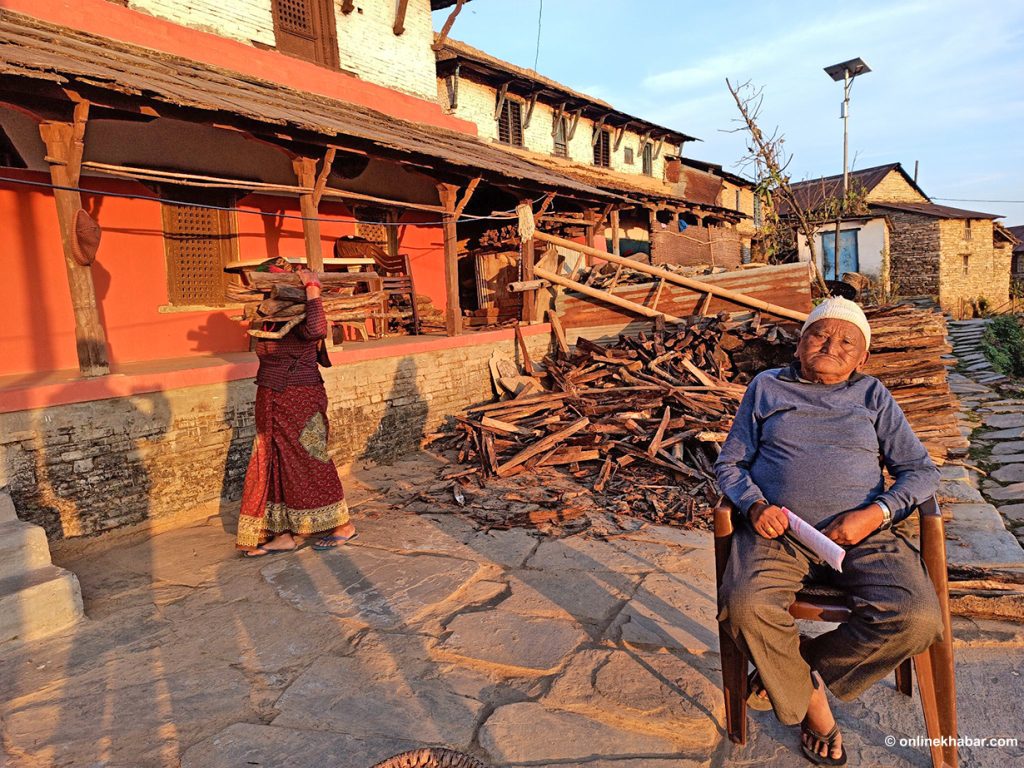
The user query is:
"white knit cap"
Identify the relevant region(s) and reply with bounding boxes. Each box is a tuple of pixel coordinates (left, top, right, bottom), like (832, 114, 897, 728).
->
(801, 296, 871, 348)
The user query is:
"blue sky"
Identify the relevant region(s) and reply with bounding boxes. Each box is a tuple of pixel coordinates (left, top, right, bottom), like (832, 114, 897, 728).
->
(435, 0, 1024, 225)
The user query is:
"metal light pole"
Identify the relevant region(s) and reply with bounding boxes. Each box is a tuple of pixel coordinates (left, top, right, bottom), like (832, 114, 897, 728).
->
(824, 57, 870, 287)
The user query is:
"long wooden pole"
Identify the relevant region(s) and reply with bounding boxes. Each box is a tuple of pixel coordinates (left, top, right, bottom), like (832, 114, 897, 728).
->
(533, 230, 809, 322)
(437, 183, 462, 336)
(40, 102, 109, 376)
(535, 266, 684, 323)
(292, 156, 324, 271)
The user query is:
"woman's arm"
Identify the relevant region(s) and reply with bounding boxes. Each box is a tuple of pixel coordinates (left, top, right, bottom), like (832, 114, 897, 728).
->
(296, 269, 328, 341)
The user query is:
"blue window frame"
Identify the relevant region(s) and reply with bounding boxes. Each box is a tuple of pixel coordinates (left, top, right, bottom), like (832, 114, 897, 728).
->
(821, 229, 860, 279)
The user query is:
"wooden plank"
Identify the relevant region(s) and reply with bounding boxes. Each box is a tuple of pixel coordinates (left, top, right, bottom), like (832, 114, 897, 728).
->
(548, 309, 570, 357)
(39, 104, 109, 376)
(293, 156, 324, 271)
(437, 183, 462, 336)
(514, 324, 535, 375)
(647, 406, 671, 457)
(310, 147, 335, 207)
(535, 266, 685, 323)
(432, 0, 467, 50)
(495, 417, 590, 476)
(453, 176, 481, 219)
(493, 81, 510, 121)
(610, 208, 621, 257)
(521, 236, 536, 323)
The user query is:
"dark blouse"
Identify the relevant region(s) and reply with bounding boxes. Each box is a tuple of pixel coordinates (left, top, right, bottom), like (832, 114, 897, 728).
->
(254, 296, 328, 391)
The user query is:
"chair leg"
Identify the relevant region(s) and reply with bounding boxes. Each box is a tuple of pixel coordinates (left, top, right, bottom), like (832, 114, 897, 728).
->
(929, 630, 959, 767)
(719, 626, 749, 745)
(895, 658, 913, 697)
(913, 650, 950, 768)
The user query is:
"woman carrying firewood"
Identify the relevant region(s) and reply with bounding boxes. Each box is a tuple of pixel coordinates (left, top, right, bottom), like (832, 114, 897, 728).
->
(236, 267, 358, 556)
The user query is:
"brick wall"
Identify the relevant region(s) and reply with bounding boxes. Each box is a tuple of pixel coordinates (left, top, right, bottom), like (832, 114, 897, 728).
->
(446, 78, 678, 181)
(887, 210, 940, 296)
(937, 218, 1010, 316)
(865, 170, 928, 203)
(0, 333, 551, 539)
(127, 0, 438, 99)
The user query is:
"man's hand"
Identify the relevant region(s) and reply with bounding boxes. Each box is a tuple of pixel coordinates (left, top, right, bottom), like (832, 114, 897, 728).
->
(821, 504, 885, 547)
(749, 501, 789, 539)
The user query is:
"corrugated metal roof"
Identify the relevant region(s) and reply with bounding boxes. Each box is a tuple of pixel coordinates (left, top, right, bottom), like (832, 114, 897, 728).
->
(870, 201, 1002, 220)
(0, 10, 619, 201)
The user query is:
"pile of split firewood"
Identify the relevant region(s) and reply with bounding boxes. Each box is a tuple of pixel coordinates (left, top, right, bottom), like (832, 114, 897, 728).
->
(425, 304, 965, 532)
(226, 273, 385, 339)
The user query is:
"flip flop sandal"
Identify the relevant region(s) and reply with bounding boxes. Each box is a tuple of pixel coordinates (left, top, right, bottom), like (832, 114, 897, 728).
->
(313, 531, 360, 551)
(800, 721, 847, 766)
(747, 669, 773, 711)
(800, 672, 847, 766)
(242, 538, 306, 558)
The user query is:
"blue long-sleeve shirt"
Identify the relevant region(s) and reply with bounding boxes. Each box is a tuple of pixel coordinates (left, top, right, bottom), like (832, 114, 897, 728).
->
(714, 364, 939, 528)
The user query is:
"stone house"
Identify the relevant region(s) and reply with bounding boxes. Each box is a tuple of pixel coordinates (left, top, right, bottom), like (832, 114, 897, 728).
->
(434, 37, 756, 270)
(1008, 225, 1024, 284)
(789, 163, 1011, 315)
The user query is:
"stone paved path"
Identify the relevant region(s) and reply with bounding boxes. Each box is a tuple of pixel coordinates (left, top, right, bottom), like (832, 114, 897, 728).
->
(947, 318, 1024, 548)
(2, 451, 1023, 767)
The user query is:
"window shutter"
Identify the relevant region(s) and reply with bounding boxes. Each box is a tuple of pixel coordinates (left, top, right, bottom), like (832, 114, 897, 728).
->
(271, 0, 338, 67)
(498, 101, 523, 146)
(162, 201, 235, 307)
(593, 130, 610, 167)
(641, 143, 653, 176)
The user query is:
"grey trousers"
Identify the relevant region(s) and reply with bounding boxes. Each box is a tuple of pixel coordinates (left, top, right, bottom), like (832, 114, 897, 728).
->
(718, 518, 944, 726)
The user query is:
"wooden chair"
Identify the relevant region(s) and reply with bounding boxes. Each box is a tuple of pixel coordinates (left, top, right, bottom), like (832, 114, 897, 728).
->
(375, 253, 420, 335)
(714, 496, 958, 768)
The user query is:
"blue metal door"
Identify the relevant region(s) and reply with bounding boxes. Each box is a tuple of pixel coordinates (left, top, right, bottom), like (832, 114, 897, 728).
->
(821, 229, 860, 279)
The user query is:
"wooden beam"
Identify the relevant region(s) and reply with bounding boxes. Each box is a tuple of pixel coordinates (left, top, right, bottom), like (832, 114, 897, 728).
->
(639, 129, 653, 150)
(547, 309, 570, 357)
(514, 324, 535, 375)
(445, 63, 461, 110)
(533, 230, 810, 322)
(653, 135, 665, 159)
(432, 0, 467, 51)
(437, 183, 463, 335)
(311, 147, 335, 208)
(591, 114, 609, 146)
(535, 266, 684, 323)
(610, 208, 621, 257)
(551, 102, 566, 136)
(453, 177, 481, 219)
(536, 192, 556, 219)
(393, 0, 410, 35)
(341, 0, 355, 13)
(613, 121, 631, 151)
(566, 108, 582, 141)
(39, 101, 110, 376)
(292, 156, 324, 271)
(523, 92, 538, 130)
(493, 82, 510, 120)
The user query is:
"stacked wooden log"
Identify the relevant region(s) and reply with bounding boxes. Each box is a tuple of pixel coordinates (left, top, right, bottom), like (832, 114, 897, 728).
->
(226, 273, 385, 338)
(430, 304, 964, 531)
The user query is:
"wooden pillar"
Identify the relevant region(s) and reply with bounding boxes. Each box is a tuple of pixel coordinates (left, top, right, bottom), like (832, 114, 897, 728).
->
(521, 229, 536, 324)
(292, 156, 324, 271)
(437, 183, 462, 336)
(39, 100, 109, 377)
(610, 208, 621, 257)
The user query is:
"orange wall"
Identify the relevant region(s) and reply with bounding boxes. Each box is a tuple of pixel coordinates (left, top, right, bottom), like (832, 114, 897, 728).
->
(1, 178, 448, 378)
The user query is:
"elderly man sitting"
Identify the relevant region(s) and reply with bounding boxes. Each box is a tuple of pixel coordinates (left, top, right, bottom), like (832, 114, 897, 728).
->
(714, 297, 943, 766)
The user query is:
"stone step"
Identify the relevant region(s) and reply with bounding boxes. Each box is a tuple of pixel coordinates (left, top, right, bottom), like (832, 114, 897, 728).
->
(0, 519, 53, 581)
(0, 490, 17, 523)
(0, 565, 83, 645)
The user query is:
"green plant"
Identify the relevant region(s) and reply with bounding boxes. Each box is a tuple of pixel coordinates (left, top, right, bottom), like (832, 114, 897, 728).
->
(981, 314, 1024, 378)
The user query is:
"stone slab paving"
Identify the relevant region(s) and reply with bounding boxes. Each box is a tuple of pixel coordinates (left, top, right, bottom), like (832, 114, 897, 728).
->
(3, 443, 1024, 768)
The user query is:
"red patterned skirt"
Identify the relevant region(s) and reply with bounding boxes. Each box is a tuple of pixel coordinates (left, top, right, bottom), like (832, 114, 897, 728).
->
(236, 385, 349, 549)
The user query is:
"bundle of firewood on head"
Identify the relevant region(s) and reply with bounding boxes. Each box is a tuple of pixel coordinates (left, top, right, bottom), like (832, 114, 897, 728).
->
(427, 304, 963, 532)
(226, 270, 386, 340)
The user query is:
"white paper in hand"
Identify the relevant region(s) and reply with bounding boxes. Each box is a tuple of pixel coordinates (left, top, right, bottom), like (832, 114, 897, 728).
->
(783, 507, 846, 572)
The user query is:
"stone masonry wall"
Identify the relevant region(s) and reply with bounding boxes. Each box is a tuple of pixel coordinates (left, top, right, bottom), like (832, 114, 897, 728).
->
(445, 78, 678, 181)
(887, 210, 941, 296)
(937, 218, 1010, 316)
(127, 0, 438, 99)
(865, 170, 928, 203)
(0, 333, 550, 540)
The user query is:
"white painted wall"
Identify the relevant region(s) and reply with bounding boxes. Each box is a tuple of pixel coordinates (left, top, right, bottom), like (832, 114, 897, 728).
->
(443, 78, 679, 180)
(797, 217, 890, 280)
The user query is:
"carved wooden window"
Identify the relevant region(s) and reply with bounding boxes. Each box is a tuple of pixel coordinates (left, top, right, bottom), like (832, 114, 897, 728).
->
(641, 142, 653, 176)
(553, 116, 567, 157)
(162, 196, 236, 307)
(271, 0, 339, 68)
(593, 129, 610, 167)
(497, 100, 523, 146)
